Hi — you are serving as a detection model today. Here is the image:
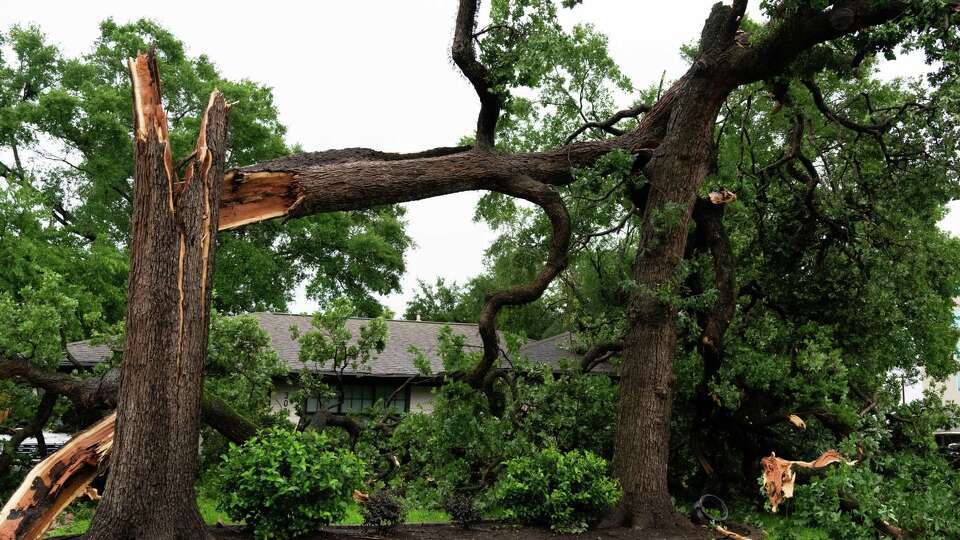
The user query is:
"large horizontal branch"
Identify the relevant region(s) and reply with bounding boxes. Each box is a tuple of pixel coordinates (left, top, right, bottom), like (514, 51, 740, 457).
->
(218, 130, 667, 231)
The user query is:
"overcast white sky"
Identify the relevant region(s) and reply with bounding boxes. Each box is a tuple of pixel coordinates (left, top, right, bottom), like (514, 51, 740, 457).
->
(1, 1, 953, 318)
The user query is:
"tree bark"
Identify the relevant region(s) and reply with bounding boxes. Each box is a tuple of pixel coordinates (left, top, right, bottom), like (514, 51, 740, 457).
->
(613, 87, 731, 533)
(82, 51, 230, 540)
(609, 3, 744, 530)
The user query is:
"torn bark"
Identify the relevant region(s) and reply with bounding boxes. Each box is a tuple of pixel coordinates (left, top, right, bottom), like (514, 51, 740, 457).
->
(0, 413, 115, 540)
(761, 450, 909, 538)
(760, 450, 851, 512)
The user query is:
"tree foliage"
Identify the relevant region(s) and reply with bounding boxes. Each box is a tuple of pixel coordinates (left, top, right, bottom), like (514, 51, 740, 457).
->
(0, 20, 410, 317)
(216, 427, 367, 539)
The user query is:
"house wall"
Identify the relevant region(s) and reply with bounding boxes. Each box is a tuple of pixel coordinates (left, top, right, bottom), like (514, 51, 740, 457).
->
(270, 381, 439, 424)
(270, 382, 299, 424)
(924, 373, 960, 405)
(409, 385, 436, 413)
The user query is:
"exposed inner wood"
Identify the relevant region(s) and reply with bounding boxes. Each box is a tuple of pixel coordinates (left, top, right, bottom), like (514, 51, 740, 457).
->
(0, 413, 115, 540)
(128, 54, 175, 213)
(761, 450, 850, 512)
(218, 170, 301, 230)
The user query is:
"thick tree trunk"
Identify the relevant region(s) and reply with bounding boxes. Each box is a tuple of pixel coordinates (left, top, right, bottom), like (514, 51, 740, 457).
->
(83, 51, 229, 540)
(612, 75, 731, 533)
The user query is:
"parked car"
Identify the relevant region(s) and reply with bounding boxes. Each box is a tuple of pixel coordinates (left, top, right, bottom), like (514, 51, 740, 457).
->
(0, 432, 71, 463)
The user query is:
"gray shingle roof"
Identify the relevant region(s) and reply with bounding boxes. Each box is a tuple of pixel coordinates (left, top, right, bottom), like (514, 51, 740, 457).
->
(251, 313, 484, 377)
(517, 331, 614, 373)
(64, 313, 603, 377)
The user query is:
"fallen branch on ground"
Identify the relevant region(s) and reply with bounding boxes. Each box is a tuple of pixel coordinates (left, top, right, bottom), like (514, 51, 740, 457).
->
(760, 450, 909, 539)
(0, 413, 115, 540)
(760, 450, 851, 512)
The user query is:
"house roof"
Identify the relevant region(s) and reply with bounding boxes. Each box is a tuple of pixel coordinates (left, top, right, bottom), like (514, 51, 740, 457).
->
(518, 332, 614, 374)
(64, 313, 604, 378)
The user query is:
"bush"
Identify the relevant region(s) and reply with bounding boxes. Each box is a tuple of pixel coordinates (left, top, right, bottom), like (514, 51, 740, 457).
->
(216, 427, 367, 539)
(362, 490, 405, 533)
(493, 448, 621, 533)
(443, 490, 482, 528)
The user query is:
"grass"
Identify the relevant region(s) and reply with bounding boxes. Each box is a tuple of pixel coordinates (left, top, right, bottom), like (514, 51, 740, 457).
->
(749, 513, 831, 540)
(725, 508, 830, 540)
(44, 493, 822, 539)
(45, 497, 450, 537)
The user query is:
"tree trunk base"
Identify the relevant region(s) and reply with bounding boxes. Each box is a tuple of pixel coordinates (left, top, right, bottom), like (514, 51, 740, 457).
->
(82, 504, 211, 540)
(599, 501, 707, 539)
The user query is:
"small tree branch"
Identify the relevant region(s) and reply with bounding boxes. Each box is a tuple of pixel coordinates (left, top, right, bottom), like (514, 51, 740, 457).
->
(579, 341, 623, 373)
(0, 356, 258, 445)
(0, 391, 59, 478)
(452, 0, 504, 149)
(564, 104, 651, 145)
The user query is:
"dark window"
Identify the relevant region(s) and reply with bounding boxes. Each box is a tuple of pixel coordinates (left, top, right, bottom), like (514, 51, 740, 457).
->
(342, 383, 373, 413)
(316, 381, 408, 414)
(375, 384, 407, 412)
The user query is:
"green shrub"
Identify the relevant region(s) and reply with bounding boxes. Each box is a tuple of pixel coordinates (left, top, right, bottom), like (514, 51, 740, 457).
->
(216, 427, 367, 539)
(493, 448, 621, 532)
(443, 490, 482, 528)
(362, 490, 404, 533)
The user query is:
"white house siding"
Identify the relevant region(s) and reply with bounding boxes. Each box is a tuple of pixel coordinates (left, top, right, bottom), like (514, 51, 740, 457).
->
(409, 385, 436, 413)
(939, 374, 960, 406)
(270, 383, 299, 424)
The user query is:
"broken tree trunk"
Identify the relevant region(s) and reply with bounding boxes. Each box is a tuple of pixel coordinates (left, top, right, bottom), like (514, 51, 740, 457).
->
(0, 413, 114, 540)
(77, 50, 229, 540)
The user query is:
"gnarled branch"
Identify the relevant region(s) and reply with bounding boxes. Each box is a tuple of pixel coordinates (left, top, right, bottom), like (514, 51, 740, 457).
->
(453, 0, 503, 149)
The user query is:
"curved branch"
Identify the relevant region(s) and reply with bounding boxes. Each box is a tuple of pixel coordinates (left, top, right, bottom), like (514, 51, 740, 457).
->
(565, 104, 651, 145)
(728, 1, 915, 83)
(0, 391, 58, 478)
(453, 0, 503, 149)
(467, 176, 571, 388)
(802, 79, 889, 135)
(580, 341, 623, 373)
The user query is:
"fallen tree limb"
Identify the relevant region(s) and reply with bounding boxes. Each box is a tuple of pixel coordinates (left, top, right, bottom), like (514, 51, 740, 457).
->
(0, 356, 259, 446)
(0, 413, 115, 540)
(0, 364, 264, 540)
(760, 450, 851, 512)
(760, 450, 909, 539)
(0, 369, 261, 540)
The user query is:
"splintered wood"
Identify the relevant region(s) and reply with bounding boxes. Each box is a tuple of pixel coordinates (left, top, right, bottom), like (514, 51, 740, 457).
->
(219, 170, 301, 230)
(0, 413, 115, 540)
(760, 449, 850, 512)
